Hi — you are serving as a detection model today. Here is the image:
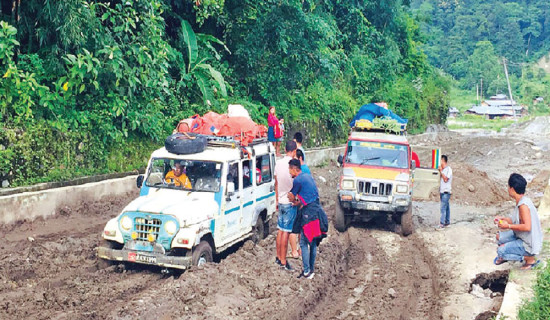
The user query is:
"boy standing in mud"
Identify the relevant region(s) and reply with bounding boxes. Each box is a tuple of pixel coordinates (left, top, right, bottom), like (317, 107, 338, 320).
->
(494, 173, 543, 270)
(437, 155, 452, 229)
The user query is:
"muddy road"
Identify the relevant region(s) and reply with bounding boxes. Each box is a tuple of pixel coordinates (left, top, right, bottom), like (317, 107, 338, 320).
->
(1, 117, 549, 320)
(1, 169, 444, 320)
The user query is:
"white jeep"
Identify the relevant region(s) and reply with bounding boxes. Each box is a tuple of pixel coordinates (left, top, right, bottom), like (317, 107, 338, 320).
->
(97, 137, 276, 269)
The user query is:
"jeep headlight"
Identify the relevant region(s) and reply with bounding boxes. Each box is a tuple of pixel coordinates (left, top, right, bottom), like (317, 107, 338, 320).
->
(396, 184, 409, 194)
(342, 179, 355, 190)
(120, 215, 133, 231)
(165, 220, 177, 235)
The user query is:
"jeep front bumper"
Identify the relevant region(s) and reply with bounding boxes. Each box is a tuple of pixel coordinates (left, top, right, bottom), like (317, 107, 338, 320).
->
(97, 247, 192, 270)
(338, 191, 410, 213)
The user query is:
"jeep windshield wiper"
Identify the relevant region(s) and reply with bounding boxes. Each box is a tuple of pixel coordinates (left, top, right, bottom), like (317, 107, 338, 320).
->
(361, 157, 380, 164)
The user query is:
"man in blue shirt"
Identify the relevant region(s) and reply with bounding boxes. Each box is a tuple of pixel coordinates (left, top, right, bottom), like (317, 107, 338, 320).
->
(288, 159, 320, 279)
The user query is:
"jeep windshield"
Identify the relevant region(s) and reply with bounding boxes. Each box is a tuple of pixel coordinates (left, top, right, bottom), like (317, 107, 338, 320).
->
(145, 158, 222, 192)
(345, 140, 409, 169)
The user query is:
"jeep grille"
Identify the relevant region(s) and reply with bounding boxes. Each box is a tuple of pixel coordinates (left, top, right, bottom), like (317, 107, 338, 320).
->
(357, 181, 393, 196)
(134, 217, 161, 241)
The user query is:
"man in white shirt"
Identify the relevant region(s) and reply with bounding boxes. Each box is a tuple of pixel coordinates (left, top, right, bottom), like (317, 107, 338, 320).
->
(274, 141, 297, 271)
(437, 155, 452, 229)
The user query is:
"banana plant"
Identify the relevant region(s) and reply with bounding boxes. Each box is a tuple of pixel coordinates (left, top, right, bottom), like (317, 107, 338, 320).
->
(179, 19, 227, 106)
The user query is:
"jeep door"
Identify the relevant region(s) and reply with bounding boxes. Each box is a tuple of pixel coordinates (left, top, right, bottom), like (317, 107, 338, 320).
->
(223, 161, 243, 243)
(412, 168, 440, 200)
(410, 147, 440, 199)
(241, 159, 255, 233)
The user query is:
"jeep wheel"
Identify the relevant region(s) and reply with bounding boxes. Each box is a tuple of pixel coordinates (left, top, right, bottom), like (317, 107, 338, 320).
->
(252, 216, 265, 243)
(400, 205, 414, 236)
(97, 239, 122, 269)
(192, 241, 213, 267)
(334, 196, 351, 232)
(165, 133, 207, 155)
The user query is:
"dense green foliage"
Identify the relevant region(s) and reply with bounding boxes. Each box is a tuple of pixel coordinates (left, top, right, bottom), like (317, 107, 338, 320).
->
(411, 0, 550, 101)
(518, 260, 550, 320)
(0, 0, 449, 187)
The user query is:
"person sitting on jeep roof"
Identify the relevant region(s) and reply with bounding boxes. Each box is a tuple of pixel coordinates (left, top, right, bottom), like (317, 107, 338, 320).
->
(165, 161, 192, 189)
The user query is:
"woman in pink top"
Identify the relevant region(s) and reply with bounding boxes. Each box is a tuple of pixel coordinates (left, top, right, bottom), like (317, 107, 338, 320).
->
(267, 106, 284, 156)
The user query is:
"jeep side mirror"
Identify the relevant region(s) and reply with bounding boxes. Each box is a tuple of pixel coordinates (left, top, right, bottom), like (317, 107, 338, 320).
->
(411, 160, 416, 170)
(337, 154, 344, 166)
(136, 175, 144, 188)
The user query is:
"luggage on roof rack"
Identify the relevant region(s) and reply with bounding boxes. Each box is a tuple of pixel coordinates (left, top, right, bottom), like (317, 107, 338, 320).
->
(353, 118, 407, 135)
(174, 111, 267, 146)
(350, 103, 408, 135)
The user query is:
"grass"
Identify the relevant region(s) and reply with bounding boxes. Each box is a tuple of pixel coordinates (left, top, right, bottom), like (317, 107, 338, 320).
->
(517, 259, 550, 320)
(449, 87, 478, 112)
(447, 114, 522, 132)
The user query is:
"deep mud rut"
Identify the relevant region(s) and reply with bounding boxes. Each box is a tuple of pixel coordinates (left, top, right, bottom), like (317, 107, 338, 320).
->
(2, 119, 549, 319)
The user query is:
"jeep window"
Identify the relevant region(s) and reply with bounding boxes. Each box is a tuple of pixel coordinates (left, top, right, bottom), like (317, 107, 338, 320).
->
(256, 154, 272, 185)
(227, 162, 239, 191)
(145, 158, 222, 192)
(242, 160, 253, 189)
(345, 141, 409, 169)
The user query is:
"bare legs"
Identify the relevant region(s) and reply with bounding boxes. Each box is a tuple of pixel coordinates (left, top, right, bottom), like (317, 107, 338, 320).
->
(276, 230, 290, 265)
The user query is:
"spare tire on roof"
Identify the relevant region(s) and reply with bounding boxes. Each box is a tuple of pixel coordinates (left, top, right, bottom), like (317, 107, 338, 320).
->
(165, 133, 207, 155)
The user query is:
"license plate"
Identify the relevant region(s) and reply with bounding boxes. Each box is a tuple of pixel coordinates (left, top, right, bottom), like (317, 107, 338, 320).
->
(128, 252, 157, 264)
(367, 203, 380, 210)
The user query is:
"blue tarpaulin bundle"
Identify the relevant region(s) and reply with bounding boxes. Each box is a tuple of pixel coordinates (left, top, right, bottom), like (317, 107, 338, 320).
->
(349, 103, 408, 127)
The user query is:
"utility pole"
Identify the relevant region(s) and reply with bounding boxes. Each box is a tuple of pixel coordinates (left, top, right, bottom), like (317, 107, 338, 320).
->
(476, 84, 479, 105)
(502, 57, 517, 119)
(480, 77, 483, 103)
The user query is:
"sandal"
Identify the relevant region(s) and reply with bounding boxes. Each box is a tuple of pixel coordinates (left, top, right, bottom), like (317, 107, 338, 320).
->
(520, 260, 540, 270)
(494, 256, 507, 265)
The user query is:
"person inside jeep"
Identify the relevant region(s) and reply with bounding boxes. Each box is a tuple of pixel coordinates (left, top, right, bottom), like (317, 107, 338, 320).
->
(164, 162, 192, 189)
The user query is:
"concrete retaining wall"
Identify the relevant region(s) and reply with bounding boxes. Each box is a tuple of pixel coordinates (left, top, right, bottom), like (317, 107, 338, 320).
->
(304, 146, 345, 167)
(0, 176, 138, 225)
(0, 146, 344, 225)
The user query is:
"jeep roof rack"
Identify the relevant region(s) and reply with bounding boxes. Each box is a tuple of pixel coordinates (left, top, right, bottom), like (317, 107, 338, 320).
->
(205, 135, 269, 148)
(352, 118, 407, 135)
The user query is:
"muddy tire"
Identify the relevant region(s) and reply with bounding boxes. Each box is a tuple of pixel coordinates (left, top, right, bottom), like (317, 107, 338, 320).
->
(334, 197, 350, 232)
(192, 240, 213, 266)
(97, 239, 122, 269)
(400, 205, 414, 236)
(252, 216, 265, 243)
(165, 133, 207, 155)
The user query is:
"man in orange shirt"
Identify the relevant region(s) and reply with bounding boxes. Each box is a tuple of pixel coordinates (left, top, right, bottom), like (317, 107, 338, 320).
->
(165, 162, 192, 189)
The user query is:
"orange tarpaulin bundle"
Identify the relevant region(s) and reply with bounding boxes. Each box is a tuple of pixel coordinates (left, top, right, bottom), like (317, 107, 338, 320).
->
(175, 112, 267, 146)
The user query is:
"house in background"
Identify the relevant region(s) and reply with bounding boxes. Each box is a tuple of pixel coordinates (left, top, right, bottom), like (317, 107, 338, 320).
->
(448, 107, 459, 118)
(465, 105, 515, 119)
(533, 96, 544, 105)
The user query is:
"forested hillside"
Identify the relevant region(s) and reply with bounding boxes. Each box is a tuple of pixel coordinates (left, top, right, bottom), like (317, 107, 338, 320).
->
(0, 0, 449, 187)
(411, 0, 550, 100)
